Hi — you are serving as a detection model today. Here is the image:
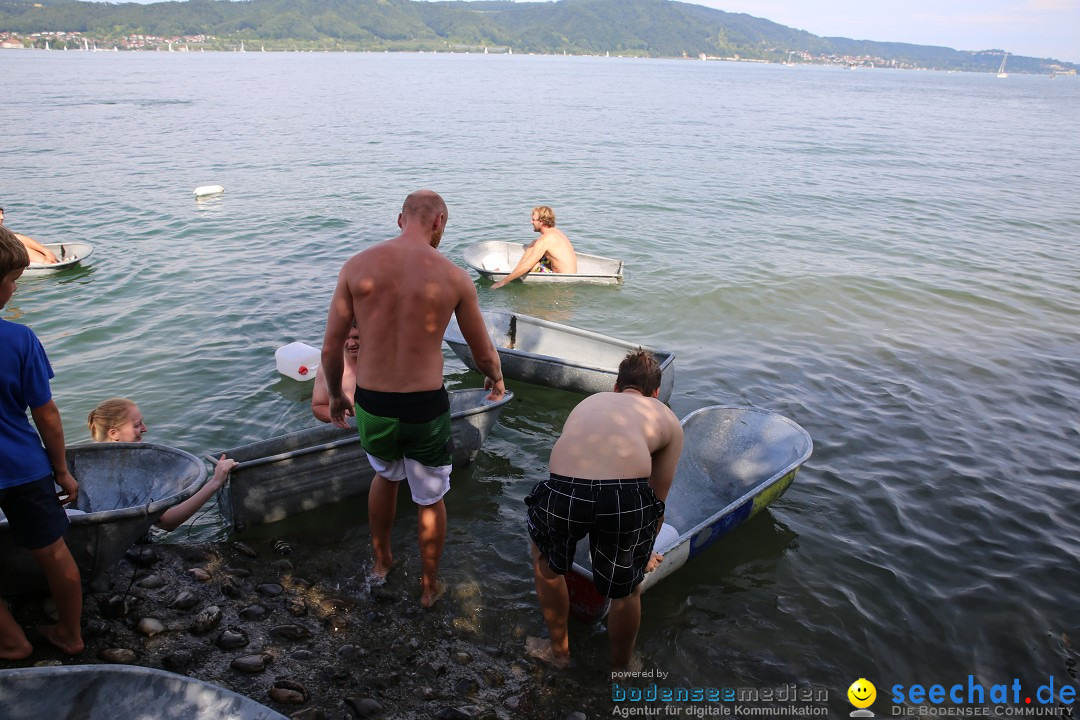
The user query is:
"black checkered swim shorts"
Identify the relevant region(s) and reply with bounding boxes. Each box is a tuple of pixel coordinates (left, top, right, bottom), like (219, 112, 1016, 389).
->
(526, 473, 665, 599)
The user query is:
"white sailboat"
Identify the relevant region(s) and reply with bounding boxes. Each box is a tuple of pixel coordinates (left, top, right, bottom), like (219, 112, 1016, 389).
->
(997, 53, 1008, 78)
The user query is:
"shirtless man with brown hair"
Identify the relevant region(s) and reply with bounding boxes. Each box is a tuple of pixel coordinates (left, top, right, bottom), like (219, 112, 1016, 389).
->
(321, 189, 504, 607)
(525, 349, 683, 668)
(491, 205, 577, 289)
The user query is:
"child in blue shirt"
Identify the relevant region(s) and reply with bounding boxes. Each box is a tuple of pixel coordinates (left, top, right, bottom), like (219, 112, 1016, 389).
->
(0, 226, 83, 658)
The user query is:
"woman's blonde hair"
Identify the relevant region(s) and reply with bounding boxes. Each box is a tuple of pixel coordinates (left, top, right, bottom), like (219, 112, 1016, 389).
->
(87, 398, 136, 441)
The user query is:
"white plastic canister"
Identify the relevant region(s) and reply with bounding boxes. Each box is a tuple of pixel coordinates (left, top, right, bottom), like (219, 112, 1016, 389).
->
(275, 342, 321, 381)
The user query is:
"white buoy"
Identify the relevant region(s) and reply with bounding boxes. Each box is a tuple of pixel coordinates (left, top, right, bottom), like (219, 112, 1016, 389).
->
(194, 184, 225, 198)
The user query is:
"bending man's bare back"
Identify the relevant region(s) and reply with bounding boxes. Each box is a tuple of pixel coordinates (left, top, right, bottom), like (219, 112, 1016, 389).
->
(321, 190, 504, 608)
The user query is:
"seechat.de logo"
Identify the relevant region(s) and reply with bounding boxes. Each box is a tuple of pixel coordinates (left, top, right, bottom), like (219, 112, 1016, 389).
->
(848, 678, 877, 717)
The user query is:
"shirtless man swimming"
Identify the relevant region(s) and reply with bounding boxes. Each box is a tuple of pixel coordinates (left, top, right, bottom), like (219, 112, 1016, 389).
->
(525, 349, 683, 669)
(490, 206, 577, 288)
(311, 324, 360, 423)
(321, 190, 504, 607)
(0, 207, 57, 264)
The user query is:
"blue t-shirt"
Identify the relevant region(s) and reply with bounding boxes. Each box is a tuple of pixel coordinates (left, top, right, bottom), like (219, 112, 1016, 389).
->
(0, 318, 54, 488)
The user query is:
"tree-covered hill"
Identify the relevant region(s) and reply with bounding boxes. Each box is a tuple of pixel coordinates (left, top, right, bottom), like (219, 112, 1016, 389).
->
(1, 0, 1075, 74)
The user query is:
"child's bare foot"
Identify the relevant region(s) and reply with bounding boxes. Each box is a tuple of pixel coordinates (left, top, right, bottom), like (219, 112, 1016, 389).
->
(525, 636, 570, 669)
(0, 638, 33, 660)
(38, 625, 83, 655)
(420, 579, 446, 609)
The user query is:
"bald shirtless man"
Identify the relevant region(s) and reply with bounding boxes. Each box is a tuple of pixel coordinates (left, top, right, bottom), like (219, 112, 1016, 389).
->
(0, 208, 57, 264)
(490, 206, 577, 289)
(321, 190, 504, 608)
(525, 350, 683, 669)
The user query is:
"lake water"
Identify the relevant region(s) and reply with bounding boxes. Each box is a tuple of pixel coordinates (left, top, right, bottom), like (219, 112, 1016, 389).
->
(3, 50, 1079, 715)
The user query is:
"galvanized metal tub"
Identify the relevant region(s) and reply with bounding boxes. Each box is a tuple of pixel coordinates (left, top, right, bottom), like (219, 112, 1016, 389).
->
(566, 406, 813, 622)
(23, 242, 94, 275)
(445, 310, 675, 402)
(463, 240, 624, 284)
(216, 388, 514, 532)
(0, 442, 207, 594)
(0, 664, 288, 720)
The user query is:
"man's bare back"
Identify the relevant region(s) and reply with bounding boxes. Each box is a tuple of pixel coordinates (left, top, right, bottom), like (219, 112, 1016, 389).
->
(321, 190, 504, 406)
(550, 390, 682, 494)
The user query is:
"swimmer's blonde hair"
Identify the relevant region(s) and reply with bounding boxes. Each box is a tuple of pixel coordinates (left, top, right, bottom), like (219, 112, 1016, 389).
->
(87, 398, 137, 442)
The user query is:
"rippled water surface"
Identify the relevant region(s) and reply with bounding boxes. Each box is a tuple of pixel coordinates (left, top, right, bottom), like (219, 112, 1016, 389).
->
(3, 51, 1079, 712)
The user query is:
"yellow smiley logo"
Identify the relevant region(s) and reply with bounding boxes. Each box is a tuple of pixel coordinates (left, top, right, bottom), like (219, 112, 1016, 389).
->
(848, 678, 877, 709)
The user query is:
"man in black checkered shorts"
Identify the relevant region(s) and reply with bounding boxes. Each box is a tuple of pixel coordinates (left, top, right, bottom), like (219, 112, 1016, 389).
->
(525, 350, 684, 669)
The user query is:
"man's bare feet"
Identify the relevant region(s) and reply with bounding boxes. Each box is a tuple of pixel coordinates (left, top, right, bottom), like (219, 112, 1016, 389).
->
(38, 625, 84, 655)
(420, 579, 446, 609)
(0, 638, 33, 660)
(645, 552, 664, 573)
(369, 557, 400, 587)
(525, 636, 570, 669)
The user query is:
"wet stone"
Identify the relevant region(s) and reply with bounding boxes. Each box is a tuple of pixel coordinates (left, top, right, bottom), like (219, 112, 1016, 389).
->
(125, 546, 157, 567)
(274, 540, 292, 555)
(217, 627, 250, 650)
(419, 661, 445, 678)
(187, 567, 212, 582)
(454, 678, 480, 698)
(452, 651, 472, 665)
(270, 624, 312, 641)
(419, 687, 436, 700)
(286, 597, 307, 616)
(289, 709, 326, 720)
(371, 673, 401, 689)
(239, 604, 269, 621)
(320, 596, 356, 613)
(135, 574, 167, 590)
(434, 709, 470, 720)
(171, 590, 199, 610)
(336, 644, 363, 662)
(479, 669, 504, 688)
(291, 577, 313, 590)
(231, 654, 270, 674)
(258, 583, 284, 597)
(269, 679, 308, 705)
(99, 594, 132, 619)
(276, 559, 294, 574)
(232, 541, 258, 558)
(162, 650, 194, 672)
(83, 619, 110, 639)
(325, 614, 348, 633)
(363, 611, 380, 623)
(226, 566, 253, 578)
(370, 587, 396, 603)
(221, 575, 245, 598)
(345, 697, 382, 718)
(504, 697, 521, 712)
(290, 649, 316, 662)
(99, 647, 136, 664)
(137, 618, 166, 637)
(190, 605, 223, 634)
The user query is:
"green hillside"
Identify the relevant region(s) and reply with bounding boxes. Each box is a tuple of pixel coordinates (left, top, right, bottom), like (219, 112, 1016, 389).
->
(1, 0, 1075, 73)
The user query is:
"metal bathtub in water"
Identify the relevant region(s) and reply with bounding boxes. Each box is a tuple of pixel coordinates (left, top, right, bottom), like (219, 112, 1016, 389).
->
(444, 310, 675, 402)
(216, 388, 514, 532)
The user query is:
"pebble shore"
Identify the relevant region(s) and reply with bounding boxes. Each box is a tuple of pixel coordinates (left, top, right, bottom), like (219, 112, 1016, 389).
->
(0, 538, 611, 719)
